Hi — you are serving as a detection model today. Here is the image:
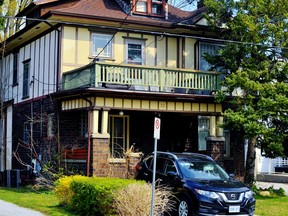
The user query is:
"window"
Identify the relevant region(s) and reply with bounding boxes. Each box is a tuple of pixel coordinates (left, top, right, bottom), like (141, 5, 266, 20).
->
(199, 43, 222, 71)
(22, 60, 30, 98)
(109, 115, 129, 158)
(198, 116, 210, 151)
(13, 52, 18, 85)
(23, 122, 30, 143)
(136, 1, 147, 12)
(152, 0, 163, 14)
(80, 112, 88, 137)
(47, 113, 55, 137)
(224, 129, 231, 157)
(126, 39, 144, 65)
(133, 0, 165, 16)
(91, 33, 113, 58)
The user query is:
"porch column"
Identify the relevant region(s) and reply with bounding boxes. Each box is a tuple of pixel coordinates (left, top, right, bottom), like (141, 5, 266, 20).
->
(91, 108, 110, 177)
(101, 109, 109, 137)
(216, 116, 224, 137)
(92, 109, 100, 136)
(209, 116, 216, 137)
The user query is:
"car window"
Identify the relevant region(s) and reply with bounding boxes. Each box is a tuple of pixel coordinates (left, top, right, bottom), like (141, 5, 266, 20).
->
(164, 159, 177, 175)
(178, 159, 229, 180)
(148, 157, 166, 174)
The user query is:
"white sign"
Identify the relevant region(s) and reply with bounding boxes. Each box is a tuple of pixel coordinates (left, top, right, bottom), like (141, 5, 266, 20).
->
(153, 117, 161, 139)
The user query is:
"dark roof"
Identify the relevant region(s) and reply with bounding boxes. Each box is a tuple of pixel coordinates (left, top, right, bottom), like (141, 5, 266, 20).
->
(45, 0, 206, 26)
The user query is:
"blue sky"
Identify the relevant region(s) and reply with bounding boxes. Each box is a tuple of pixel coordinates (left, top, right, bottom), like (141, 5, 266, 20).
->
(171, 0, 198, 11)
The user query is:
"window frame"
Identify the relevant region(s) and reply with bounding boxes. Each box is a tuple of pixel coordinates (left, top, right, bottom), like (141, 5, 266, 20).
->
(198, 42, 222, 71)
(109, 114, 130, 158)
(198, 116, 210, 151)
(80, 111, 88, 138)
(22, 59, 30, 99)
(125, 39, 145, 65)
(47, 113, 55, 138)
(133, 0, 165, 17)
(91, 33, 113, 58)
(13, 52, 19, 86)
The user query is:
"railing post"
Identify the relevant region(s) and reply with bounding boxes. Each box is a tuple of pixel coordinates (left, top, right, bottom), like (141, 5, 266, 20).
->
(159, 69, 165, 92)
(95, 63, 101, 87)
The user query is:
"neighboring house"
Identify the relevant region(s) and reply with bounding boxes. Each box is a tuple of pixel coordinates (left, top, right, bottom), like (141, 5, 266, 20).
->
(0, 0, 274, 181)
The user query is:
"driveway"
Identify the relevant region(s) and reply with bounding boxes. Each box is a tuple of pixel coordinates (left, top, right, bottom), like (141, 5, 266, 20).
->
(0, 199, 44, 216)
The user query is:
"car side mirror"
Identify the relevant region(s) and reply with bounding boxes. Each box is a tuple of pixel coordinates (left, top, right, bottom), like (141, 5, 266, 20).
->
(229, 174, 235, 179)
(166, 171, 178, 180)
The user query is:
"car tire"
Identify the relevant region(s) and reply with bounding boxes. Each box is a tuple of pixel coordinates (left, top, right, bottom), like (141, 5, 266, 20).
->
(177, 194, 193, 216)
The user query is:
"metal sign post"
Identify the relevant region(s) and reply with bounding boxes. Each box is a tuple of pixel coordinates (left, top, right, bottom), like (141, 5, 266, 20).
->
(150, 117, 161, 216)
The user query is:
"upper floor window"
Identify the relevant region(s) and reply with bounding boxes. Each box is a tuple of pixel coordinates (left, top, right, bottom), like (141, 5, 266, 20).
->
(13, 52, 18, 85)
(91, 33, 113, 58)
(22, 59, 30, 98)
(125, 39, 145, 65)
(199, 42, 222, 71)
(133, 0, 165, 17)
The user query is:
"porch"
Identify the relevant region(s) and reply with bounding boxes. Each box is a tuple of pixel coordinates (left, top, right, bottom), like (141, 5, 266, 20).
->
(62, 62, 221, 94)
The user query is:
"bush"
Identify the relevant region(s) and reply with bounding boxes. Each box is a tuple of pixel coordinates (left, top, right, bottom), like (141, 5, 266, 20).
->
(113, 183, 176, 216)
(54, 175, 139, 215)
(251, 184, 286, 197)
(54, 175, 86, 206)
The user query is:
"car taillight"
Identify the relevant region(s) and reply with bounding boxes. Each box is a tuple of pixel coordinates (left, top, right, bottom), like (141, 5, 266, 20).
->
(135, 163, 142, 171)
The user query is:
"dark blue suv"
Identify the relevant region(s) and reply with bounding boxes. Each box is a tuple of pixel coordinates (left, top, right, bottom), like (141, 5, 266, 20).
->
(135, 152, 255, 216)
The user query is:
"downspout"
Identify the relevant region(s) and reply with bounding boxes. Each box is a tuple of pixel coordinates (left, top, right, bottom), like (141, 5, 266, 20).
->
(81, 94, 93, 176)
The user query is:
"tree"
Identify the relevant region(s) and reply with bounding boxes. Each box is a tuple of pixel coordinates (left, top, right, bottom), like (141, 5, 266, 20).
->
(0, 0, 32, 41)
(204, 0, 288, 185)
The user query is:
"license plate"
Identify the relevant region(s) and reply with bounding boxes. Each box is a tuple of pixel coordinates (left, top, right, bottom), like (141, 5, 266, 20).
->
(229, 205, 240, 213)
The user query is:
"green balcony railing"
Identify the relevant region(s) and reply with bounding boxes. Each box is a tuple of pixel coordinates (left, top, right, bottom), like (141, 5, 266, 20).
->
(62, 62, 222, 94)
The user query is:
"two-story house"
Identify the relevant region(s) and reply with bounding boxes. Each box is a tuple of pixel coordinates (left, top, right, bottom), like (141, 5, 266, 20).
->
(0, 0, 237, 182)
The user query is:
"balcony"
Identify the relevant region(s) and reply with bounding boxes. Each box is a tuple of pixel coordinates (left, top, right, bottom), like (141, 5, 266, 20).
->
(62, 62, 221, 95)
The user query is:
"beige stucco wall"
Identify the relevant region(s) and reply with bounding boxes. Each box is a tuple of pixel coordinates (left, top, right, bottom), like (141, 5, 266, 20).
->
(61, 26, 198, 73)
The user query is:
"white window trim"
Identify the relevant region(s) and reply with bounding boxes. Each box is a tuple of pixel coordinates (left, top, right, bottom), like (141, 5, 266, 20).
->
(91, 33, 113, 58)
(125, 39, 145, 65)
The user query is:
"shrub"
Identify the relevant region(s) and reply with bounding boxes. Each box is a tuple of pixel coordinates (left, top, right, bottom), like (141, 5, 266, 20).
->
(113, 183, 176, 216)
(252, 184, 286, 197)
(55, 175, 139, 215)
(54, 175, 86, 206)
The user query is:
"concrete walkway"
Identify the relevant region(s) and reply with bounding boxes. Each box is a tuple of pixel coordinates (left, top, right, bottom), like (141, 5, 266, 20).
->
(0, 199, 45, 216)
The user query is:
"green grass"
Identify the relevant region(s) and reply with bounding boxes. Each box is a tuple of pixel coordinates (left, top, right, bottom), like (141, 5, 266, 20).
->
(0, 187, 77, 216)
(254, 195, 288, 216)
(1, 187, 288, 216)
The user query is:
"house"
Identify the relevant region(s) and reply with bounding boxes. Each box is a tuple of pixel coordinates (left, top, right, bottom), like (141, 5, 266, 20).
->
(0, 0, 247, 182)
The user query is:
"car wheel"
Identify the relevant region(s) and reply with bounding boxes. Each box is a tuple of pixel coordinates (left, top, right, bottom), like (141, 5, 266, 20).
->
(177, 195, 193, 216)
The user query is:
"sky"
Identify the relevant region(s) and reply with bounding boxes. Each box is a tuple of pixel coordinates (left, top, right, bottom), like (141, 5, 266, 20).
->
(170, 0, 198, 11)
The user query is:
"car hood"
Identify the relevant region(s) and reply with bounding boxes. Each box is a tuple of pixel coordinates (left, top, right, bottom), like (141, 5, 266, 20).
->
(184, 178, 249, 192)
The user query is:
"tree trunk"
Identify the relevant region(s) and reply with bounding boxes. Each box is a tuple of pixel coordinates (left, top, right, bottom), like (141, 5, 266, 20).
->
(244, 137, 256, 186)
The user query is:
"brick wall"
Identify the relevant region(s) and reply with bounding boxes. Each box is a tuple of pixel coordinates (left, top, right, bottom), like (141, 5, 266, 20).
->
(12, 97, 55, 170)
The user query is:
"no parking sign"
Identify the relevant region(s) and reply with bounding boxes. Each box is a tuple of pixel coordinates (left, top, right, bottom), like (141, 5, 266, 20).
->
(153, 117, 161, 139)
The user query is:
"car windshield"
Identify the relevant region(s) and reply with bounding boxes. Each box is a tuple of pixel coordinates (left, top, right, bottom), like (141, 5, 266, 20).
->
(178, 159, 230, 180)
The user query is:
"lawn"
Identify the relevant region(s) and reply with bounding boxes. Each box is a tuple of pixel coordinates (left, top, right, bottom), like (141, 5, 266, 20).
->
(254, 195, 288, 216)
(0, 187, 288, 216)
(0, 187, 77, 216)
